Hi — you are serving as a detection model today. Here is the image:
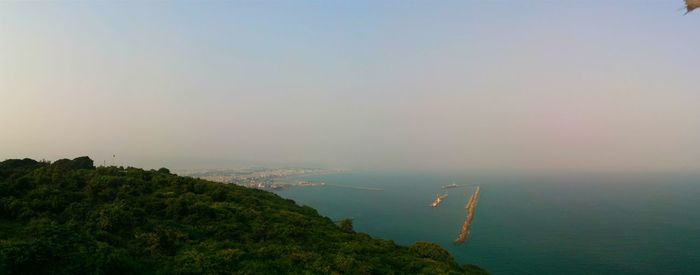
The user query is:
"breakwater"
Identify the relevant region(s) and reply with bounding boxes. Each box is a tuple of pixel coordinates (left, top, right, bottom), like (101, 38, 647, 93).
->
(326, 183, 384, 191)
(454, 186, 480, 244)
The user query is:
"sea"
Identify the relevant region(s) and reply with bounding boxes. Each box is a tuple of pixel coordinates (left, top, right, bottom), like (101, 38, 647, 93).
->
(272, 172, 700, 275)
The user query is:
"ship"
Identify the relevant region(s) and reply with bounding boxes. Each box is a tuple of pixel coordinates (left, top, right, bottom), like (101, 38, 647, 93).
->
(442, 183, 458, 189)
(431, 193, 449, 208)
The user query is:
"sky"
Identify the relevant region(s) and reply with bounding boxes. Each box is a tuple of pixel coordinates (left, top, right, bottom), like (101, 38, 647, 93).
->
(1, 1, 699, 172)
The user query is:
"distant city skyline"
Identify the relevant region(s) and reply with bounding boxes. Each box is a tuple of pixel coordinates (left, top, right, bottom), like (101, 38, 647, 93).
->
(2, 1, 699, 173)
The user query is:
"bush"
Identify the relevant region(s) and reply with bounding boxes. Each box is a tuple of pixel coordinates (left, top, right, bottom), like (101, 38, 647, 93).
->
(339, 218, 354, 233)
(409, 242, 454, 262)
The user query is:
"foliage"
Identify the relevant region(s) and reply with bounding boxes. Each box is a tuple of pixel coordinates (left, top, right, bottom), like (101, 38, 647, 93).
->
(410, 242, 454, 262)
(0, 157, 486, 274)
(339, 218, 353, 233)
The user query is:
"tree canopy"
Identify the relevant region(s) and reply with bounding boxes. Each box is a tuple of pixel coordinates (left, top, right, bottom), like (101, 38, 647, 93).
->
(0, 157, 486, 274)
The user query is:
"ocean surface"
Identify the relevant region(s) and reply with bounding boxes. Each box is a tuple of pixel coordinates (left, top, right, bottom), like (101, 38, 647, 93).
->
(272, 172, 700, 275)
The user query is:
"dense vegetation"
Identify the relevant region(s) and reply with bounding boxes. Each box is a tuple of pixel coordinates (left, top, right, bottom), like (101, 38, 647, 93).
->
(0, 157, 486, 274)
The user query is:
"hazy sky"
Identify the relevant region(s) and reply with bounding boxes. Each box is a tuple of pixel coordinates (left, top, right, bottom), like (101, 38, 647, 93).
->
(1, 1, 699, 172)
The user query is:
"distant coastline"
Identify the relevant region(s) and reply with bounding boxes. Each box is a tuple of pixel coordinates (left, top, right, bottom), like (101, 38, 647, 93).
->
(180, 167, 349, 190)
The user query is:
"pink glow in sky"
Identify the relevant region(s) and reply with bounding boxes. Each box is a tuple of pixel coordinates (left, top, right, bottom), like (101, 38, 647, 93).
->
(1, 1, 699, 172)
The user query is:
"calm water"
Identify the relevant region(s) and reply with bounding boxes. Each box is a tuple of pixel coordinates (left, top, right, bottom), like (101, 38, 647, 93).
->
(272, 172, 700, 274)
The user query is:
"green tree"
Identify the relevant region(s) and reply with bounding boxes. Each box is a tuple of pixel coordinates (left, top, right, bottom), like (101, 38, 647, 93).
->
(0, 157, 484, 274)
(339, 218, 353, 233)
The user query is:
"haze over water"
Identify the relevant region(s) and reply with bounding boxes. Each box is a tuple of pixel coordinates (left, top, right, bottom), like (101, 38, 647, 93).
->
(276, 172, 700, 274)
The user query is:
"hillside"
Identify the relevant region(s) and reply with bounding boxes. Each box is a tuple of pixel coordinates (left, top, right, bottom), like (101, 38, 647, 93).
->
(0, 157, 486, 274)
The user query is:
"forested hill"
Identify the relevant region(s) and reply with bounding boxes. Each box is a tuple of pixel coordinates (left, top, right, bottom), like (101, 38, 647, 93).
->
(0, 157, 486, 274)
